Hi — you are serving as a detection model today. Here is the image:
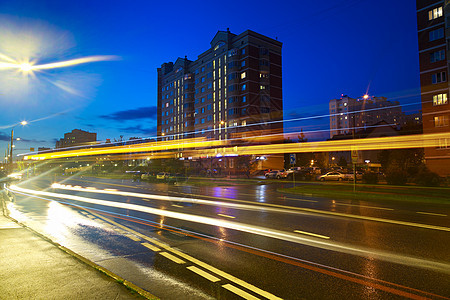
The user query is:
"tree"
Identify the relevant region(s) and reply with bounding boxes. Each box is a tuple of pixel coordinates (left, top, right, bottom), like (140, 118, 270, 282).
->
(236, 155, 257, 178)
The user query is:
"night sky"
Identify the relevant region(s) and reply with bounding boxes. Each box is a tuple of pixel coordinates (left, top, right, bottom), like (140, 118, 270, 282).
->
(0, 0, 420, 156)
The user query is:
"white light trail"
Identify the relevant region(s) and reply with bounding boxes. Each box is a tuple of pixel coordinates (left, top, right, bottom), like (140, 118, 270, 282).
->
(8, 184, 450, 274)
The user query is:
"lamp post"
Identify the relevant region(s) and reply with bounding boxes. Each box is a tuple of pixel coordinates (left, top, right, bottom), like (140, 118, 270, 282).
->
(9, 121, 27, 173)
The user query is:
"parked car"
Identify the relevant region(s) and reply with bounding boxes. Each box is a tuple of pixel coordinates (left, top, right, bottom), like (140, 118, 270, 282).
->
(345, 171, 363, 181)
(265, 170, 288, 179)
(156, 172, 169, 180)
(141, 173, 151, 180)
(319, 171, 346, 181)
(166, 173, 187, 185)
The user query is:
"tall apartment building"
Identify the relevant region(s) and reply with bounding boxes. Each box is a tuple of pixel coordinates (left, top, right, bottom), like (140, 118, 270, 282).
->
(416, 0, 450, 176)
(329, 95, 403, 138)
(157, 29, 283, 143)
(55, 129, 97, 149)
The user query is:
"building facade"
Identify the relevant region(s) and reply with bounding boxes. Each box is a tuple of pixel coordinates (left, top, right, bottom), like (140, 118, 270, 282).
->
(329, 95, 404, 138)
(416, 0, 450, 176)
(55, 129, 97, 149)
(157, 29, 283, 143)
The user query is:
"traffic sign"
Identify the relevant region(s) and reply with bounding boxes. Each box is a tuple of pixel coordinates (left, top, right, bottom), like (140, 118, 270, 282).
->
(289, 154, 296, 165)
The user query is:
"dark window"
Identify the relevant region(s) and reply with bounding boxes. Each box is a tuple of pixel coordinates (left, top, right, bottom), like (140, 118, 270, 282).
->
(429, 28, 444, 41)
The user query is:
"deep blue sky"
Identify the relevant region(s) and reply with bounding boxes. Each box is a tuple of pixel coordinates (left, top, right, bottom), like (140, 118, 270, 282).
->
(0, 0, 420, 155)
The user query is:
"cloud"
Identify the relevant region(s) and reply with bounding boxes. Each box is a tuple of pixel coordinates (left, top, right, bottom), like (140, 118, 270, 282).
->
(120, 125, 157, 135)
(0, 132, 10, 141)
(100, 106, 158, 121)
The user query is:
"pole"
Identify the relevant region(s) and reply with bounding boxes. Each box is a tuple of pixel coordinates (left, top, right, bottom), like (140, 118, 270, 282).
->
(9, 129, 14, 173)
(353, 162, 356, 193)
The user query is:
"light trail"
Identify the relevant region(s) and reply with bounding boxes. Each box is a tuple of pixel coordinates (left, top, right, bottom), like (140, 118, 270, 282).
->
(52, 181, 450, 233)
(8, 184, 450, 275)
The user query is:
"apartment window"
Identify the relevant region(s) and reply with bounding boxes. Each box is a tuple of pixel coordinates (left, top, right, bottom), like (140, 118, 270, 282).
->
(260, 48, 268, 55)
(261, 107, 270, 113)
(201, 77, 205, 83)
(241, 48, 245, 55)
(241, 60, 246, 67)
(170, 82, 174, 87)
(195, 88, 199, 94)
(201, 66, 205, 72)
(429, 7, 443, 20)
(242, 84, 247, 91)
(207, 83, 212, 89)
(201, 118, 205, 124)
(165, 111, 169, 116)
(195, 119, 199, 125)
(195, 78, 199, 84)
(201, 87, 205, 93)
(241, 72, 246, 79)
(184, 93, 188, 98)
(206, 62, 212, 68)
(430, 49, 445, 63)
(432, 72, 446, 84)
(195, 69, 199, 74)
(228, 85, 236, 92)
(207, 93, 212, 100)
(201, 97, 205, 103)
(165, 94, 169, 99)
(207, 104, 212, 110)
(195, 109, 198, 115)
(170, 108, 173, 114)
(207, 115, 212, 121)
(434, 115, 449, 127)
(260, 85, 268, 90)
(195, 98, 199, 104)
(438, 138, 449, 149)
(260, 72, 269, 78)
(429, 28, 444, 41)
(228, 97, 235, 104)
(201, 107, 205, 113)
(260, 60, 269, 66)
(433, 93, 448, 106)
(207, 72, 213, 78)
(165, 102, 169, 108)
(228, 108, 236, 115)
(242, 108, 247, 115)
(228, 73, 237, 80)
(184, 84, 189, 89)
(165, 119, 168, 124)
(242, 120, 246, 126)
(242, 96, 247, 103)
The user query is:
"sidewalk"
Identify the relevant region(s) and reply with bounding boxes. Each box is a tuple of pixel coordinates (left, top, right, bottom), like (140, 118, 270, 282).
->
(0, 195, 157, 299)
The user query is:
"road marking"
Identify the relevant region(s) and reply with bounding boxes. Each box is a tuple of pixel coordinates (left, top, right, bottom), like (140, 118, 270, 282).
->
(104, 188, 118, 191)
(86, 211, 282, 300)
(284, 197, 318, 203)
(141, 242, 160, 252)
(334, 202, 394, 211)
(222, 284, 261, 300)
(417, 211, 447, 217)
(172, 204, 184, 208)
(125, 234, 141, 242)
(64, 180, 450, 232)
(217, 213, 235, 219)
(294, 230, 330, 239)
(187, 266, 221, 282)
(86, 187, 97, 190)
(160, 252, 185, 264)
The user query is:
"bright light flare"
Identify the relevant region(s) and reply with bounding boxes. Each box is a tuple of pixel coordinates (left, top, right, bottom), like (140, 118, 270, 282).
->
(19, 62, 32, 72)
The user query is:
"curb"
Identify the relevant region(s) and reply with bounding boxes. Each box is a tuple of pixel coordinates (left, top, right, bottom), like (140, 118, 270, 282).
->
(1, 190, 159, 300)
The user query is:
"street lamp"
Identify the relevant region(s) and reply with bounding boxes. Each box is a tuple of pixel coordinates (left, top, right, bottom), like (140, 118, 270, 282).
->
(9, 120, 28, 173)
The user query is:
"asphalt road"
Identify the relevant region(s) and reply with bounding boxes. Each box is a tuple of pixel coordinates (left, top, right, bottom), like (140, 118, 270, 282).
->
(5, 175, 450, 299)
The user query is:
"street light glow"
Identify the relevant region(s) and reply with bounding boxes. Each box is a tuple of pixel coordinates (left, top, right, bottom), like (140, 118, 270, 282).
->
(20, 121, 28, 126)
(19, 62, 32, 72)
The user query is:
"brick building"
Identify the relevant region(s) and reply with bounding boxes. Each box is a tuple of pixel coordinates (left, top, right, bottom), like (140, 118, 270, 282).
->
(55, 129, 97, 149)
(416, 0, 450, 176)
(157, 29, 283, 143)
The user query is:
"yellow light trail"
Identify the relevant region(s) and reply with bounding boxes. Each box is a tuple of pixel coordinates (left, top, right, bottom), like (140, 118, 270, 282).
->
(22, 132, 450, 161)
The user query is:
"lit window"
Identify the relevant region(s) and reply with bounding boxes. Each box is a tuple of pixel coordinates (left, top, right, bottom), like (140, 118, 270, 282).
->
(241, 72, 246, 79)
(242, 84, 247, 91)
(438, 138, 449, 149)
(242, 120, 246, 126)
(242, 96, 247, 103)
(429, 7, 443, 20)
(434, 115, 449, 127)
(165, 102, 169, 107)
(433, 93, 448, 106)
(201, 107, 205, 113)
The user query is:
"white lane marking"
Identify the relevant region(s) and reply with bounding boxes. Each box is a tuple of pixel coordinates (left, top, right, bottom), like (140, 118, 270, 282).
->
(294, 230, 330, 240)
(217, 213, 235, 219)
(334, 202, 394, 211)
(172, 204, 184, 208)
(86, 187, 97, 190)
(284, 197, 318, 203)
(12, 185, 450, 275)
(417, 211, 447, 217)
(187, 266, 221, 282)
(222, 284, 261, 300)
(141, 242, 160, 252)
(125, 234, 141, 242)
(160, 252, 185, 264)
